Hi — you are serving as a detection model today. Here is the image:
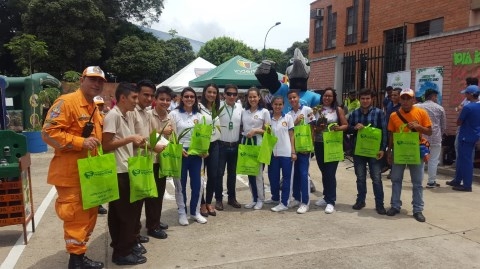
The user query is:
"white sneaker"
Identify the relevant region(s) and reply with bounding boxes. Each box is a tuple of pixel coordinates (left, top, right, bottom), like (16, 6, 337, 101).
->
(190, 214, 207, 224)
(297, 204, 309, 214)
(264, 199, 278, 204)
(244, 201, 256, 209)
(253, 201, 264, 210)
(271, 203, 289, 212)
(178, 214, 189, 226)
(287, 200, 301, 208)
(315, 199, 327, 207)
(325, 204, 335, 214)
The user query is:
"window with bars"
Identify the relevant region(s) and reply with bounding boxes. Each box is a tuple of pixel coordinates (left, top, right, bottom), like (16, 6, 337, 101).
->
(326, 6, 337, 49)
(314, 18, 324, 52)
(384, 26, 406, 73)
(415, 18, 444, 37)
(346, 0, 358, 45)
(343, 55, 356, 91)
(361, 0, 370, 42)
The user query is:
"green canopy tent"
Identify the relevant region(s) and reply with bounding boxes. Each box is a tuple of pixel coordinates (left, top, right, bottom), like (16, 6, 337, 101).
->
(189, 55, 283, 89)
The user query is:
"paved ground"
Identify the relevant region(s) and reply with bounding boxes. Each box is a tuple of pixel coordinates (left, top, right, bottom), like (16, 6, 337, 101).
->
(1, 149, 480, 269)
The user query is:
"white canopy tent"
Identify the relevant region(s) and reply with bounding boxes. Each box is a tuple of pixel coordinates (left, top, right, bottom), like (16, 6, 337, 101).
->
(157, 57, 216, 92)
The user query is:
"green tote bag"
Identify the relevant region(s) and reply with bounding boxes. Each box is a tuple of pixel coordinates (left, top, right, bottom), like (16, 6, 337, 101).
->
(354, 124, 382, 158)
(78, 145, 119, 209)
(393, 123, 420, 164)
(294, 119, 314, 153)
(159, 132, 183, 178)
(257, 125, 278, 165)
(323, 123, 344, 163)
(128, 146, 158, 203)
(188, 116, 213, 155)
(236, 138, 261, 176)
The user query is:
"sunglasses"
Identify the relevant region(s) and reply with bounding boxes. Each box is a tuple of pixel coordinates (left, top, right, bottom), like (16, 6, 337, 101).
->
(183, 95, 196, 99)
(225, 92, 238, 97)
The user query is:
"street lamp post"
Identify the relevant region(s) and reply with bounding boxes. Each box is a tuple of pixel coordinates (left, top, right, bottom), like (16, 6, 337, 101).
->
(262, 22, 281, 60)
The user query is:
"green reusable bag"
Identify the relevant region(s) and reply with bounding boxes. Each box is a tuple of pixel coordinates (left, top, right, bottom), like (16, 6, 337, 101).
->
(78, 145, 119, 209)
(159, 132, 183, 178)
(323, 123, 344, 163)
(257, 125, 278, 165)
(294, 119, 314, 153)
(236, 138, 261, 176)
(188, 116, 213, 155)
(128, 145, 158, 203)
(354, 124, 382, 158)
(393, 123, 420, 164)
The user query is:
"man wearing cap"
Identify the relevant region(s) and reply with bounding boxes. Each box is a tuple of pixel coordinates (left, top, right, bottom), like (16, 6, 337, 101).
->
(447, 85, 480, 192)
(415, 89, 446, 188)
(343, 89, 360, 119)
(386, 88, 432, 222)
(42, 66, 106, 269)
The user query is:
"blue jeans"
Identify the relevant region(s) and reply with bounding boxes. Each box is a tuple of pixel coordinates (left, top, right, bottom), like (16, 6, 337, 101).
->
(390, 163, 425, 213)
(218, 142, 239, 200)
(292, 153, 310, 204)
(353, 155, 384, 207)
(204, 141, 222, 203)
(454, 140, 476, 188)
(314, 142, 339, 205)
(268, 155, 292, 206)
(176, 151, 202, 216)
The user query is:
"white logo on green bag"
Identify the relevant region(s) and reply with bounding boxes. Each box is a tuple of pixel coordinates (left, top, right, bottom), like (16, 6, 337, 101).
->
(84, 169, 113, 179)
(132, 169, 153, 176)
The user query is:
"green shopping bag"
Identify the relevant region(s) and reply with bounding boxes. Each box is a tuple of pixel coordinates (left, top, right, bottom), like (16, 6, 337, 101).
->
(128, 146, 158, 203)
(188, 116, 213, 155)
(294, 119, 314, 153)
(159, 132, 183, 178)
(78, 145, 119, 209)
(323, 123, 344, 163)
(354, 124, 382, 158)
(257, 125, 278, 165)
(236, 138, 261, 176)
(393, 123, 420, 164)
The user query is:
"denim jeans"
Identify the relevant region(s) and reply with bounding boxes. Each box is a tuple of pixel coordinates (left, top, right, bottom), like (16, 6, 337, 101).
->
(353, 155, 384, 207)
(203, 141, 222, 203)
(218, 142, 239, 200)
(175, 151, 202, 216)
(454, 140, 476, 188)
(268, 155, 292, 206)
(427, 144, 441, 184)
(292, 153, 310, 204)
(390, 163, 425, 213)
(314, 142, 339, 205)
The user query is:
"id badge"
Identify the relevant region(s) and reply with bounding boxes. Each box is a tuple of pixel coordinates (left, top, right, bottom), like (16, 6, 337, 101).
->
(229, 121, 233, 130)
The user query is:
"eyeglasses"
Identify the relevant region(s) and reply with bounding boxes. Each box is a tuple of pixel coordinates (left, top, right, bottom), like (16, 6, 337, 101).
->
(183, 95, 196, 99)
(225, 92, 238, 97)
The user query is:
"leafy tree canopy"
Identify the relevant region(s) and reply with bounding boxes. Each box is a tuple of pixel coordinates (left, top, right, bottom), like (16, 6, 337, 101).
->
(198, 36, 255, 66)
(4, 33, 48, 75)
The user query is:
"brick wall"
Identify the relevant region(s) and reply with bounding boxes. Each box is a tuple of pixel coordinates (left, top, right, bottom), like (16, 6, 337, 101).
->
(308, 57, 336, 90)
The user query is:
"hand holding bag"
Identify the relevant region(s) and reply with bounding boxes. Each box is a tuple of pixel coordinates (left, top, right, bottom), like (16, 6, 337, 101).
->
(187, 116, 213, 155)
(128, 145, 158, 203)
(323, 123, 344, 163)
(78, 145, 119, 209)
(159, 131, 183, 178)
(354, 124, 382, 158)
(393, 123, 421, 164)
(257, 125, 278, 165)
(294, 119, 314, 153)
(236, 138, 261, 176)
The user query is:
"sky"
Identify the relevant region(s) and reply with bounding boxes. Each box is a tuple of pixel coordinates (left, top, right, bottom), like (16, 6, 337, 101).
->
(149, 0, 314, 52)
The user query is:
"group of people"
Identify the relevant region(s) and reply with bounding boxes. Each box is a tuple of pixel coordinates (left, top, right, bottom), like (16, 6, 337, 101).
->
(41, 65, 480, 269)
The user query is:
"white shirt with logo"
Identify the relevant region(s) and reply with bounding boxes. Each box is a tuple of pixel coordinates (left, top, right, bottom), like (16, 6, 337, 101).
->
(270, 114, 294, 157)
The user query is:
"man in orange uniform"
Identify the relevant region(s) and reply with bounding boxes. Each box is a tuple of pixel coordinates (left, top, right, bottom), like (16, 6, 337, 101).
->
(42, 66, 106, 269)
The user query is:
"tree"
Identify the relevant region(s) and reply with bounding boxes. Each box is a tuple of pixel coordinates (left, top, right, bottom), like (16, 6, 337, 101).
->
(99, 0, 165, 26)
(0, 0, 26, 74)
(253, 48, 289, 74)
(163, 38, 196, 76)
(106, 35, 167, 82)
(4, 34, 48, 75)
(284, 38, 309, 60)
(198, 37, 255, 66)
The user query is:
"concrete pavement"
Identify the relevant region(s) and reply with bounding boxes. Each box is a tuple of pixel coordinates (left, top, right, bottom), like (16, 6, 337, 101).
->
(1, 149, 480, 269)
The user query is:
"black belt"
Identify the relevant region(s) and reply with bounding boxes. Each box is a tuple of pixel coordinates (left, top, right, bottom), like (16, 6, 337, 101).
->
(220, 141, 238, 147)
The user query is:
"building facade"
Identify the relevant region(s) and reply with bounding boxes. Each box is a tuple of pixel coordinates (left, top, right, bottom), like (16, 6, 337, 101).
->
(308, 0, 480, 134)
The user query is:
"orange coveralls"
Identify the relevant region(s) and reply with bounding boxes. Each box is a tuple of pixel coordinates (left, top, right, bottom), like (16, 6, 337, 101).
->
(42, 90, 103, 255)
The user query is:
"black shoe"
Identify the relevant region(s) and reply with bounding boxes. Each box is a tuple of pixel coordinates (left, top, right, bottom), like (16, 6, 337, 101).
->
(446, 180, 461, 187)
(227, 198, 241, 208)
(426, 182, 440, 188)
(98, 205, 107, 215)
(386, 207, 400, 216)
(132, 243, 147, 255)
(381, 166, 390, 173)
(159, 222, 169, 230)
(352, 201, 366, 210)
(137, 234, 149, 243)
(112, 253, 147, 265)
(413, 212, 426, 222)
(452, 185, 472, 192)
(376, 206, 387, 215)
(147, 228, 168, 239)
(83, 256, 104, 269)
(68, 253, 85, 269)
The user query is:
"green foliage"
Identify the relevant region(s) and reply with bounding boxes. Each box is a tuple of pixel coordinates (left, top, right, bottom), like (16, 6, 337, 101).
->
(253, 48, 289, 74)
(62, 71, 81, 82)
(37, 87, 61, 107)
(4, 33, 48, 75)
(285, 38, 309, 59)
(198, 37, 255, 65)
(103, 0, 165, 26)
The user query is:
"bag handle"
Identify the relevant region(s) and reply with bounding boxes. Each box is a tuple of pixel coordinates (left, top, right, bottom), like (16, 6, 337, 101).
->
(327, 123, 338, 132)
(87, 144, 103, 158)
(170, 130, 178, 144)
(243, 137, 253, 145)
(396, 111, 417, 132)
(398, 123, 410, 133)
